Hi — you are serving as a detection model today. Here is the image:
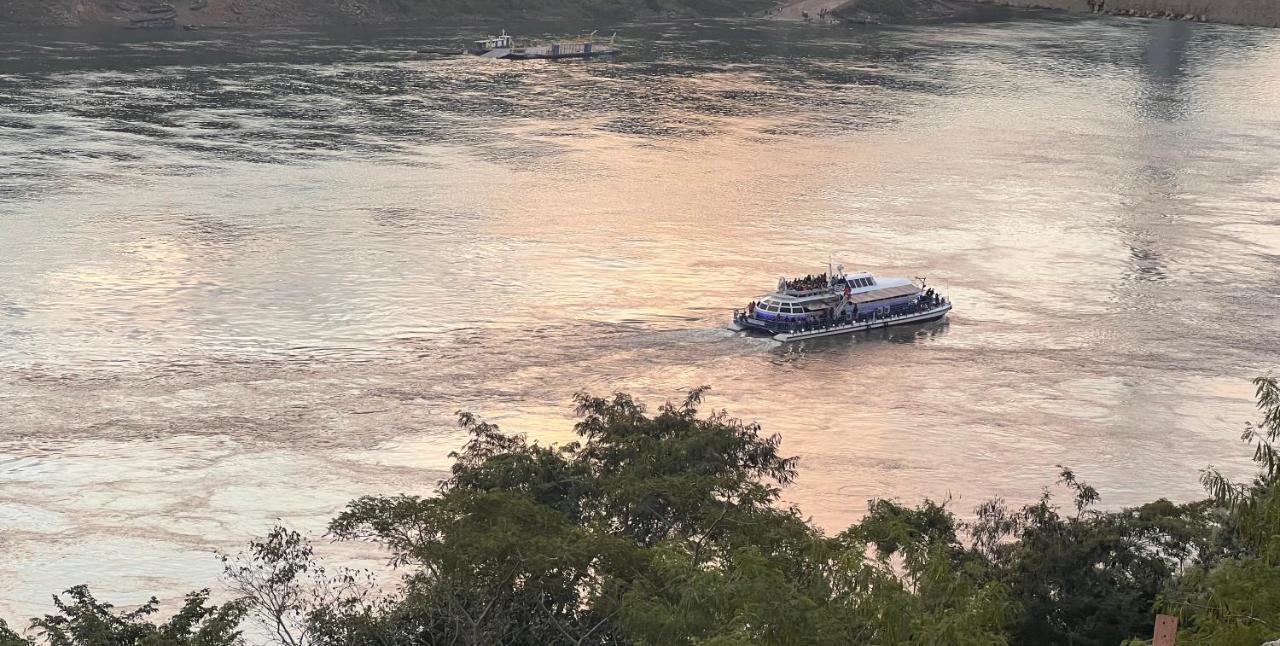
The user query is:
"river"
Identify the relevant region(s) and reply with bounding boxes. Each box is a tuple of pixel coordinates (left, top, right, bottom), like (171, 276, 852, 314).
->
(1, 15, 1278, 621)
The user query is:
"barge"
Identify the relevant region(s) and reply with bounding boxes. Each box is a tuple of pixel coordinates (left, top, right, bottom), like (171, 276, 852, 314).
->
(467, 31, 620, 60)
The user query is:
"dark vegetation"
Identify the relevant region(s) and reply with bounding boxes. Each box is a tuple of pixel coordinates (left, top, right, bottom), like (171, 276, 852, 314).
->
(3, 377, 1279, 645)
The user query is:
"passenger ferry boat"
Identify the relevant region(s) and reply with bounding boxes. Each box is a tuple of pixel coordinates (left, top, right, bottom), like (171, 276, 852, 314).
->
(466, 30, 619, 60)
(729, 264, 951, 342)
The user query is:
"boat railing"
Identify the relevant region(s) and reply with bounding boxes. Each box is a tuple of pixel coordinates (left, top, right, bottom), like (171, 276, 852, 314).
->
(780, 286, 832, 297)
(739, 298, 949, 335)
(732, 292, 952, 330)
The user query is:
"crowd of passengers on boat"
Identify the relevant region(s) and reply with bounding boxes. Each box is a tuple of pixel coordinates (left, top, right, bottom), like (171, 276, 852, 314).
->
(782, 273, 831, 292)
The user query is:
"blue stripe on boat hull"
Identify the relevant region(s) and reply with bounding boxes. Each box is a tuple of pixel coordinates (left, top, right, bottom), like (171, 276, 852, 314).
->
(730, 304, 952, 342)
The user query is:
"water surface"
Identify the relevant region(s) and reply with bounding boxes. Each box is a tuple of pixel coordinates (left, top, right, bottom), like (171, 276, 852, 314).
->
(2, 16, 1279, 620)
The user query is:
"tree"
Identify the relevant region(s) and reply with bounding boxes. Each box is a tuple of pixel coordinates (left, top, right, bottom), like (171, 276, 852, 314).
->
(321, 388, 1013, 645)
(0, 620, 31, 646)
(220, 526, 383, 646)
(1166, 376, 1280, 645)
(20, 586, 245, 646)
(324, 387, 803, 645)
(840, 498, 1013, 645)
(969, 469, 1216, 646)
(13, 377, 1280, 646)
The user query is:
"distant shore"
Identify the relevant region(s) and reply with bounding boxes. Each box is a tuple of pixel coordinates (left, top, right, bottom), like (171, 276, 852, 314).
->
(1, 0, 1275, 31)
(965, 0, 1279, 28)
(768, 0, 1280, 28)
(0, 0, 773, 29)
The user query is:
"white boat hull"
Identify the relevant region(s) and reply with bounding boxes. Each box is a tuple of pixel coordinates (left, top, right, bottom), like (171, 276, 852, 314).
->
(731, 303, 951, 342)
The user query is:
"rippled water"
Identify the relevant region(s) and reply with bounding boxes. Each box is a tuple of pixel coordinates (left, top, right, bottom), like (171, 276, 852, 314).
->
(2, 16, 1279, 620)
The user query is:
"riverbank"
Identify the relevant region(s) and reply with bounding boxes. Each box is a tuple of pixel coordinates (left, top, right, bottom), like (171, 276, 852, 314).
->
(5, 0, 1276, 29)
(766, 0, 1001, 24)
(967, 0, 1280, 28)
(0, 0, 772, 28)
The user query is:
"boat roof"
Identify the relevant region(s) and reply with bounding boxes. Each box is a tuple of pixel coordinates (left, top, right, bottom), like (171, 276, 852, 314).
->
(762, 275, 915, 303)
(846, 283, 919, 304)
(853, 276, 912, 289)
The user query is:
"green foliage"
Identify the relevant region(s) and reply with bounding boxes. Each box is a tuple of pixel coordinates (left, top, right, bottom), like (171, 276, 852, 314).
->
(0, 620, 31, 646)
(1164, 558, 1280, 646)
(1165, 376, 1280, 645)
(618, 540, 840, 645)
(318, 388, 1011, 645)
(11, 376, 1280, 646)
(19, 586, 245, 646)
(1201, 376, 1280, 561)
(323, 387, 811, 645)
(836, 499, 1013, 645)
(972, 483, 1214, 646)
(566, 387, 798, 545)
(220, 526, 383, 646)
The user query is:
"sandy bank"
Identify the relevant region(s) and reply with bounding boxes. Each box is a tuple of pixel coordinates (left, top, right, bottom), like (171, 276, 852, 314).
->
(970, 0, 1280, 27)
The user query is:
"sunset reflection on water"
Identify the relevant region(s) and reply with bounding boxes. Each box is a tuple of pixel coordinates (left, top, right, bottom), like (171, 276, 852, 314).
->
(1, 16, 1279, 620)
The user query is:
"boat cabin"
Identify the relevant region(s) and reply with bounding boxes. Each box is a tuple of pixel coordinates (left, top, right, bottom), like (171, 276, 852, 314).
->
(748, 269, 922, 328)
(842, 272, 877, 290)
(474, 33, 513, 51)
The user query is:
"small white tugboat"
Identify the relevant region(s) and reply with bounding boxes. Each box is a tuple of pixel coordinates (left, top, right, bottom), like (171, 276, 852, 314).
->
(729, 264, 951, 342)
(466, 30, 620, 60)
